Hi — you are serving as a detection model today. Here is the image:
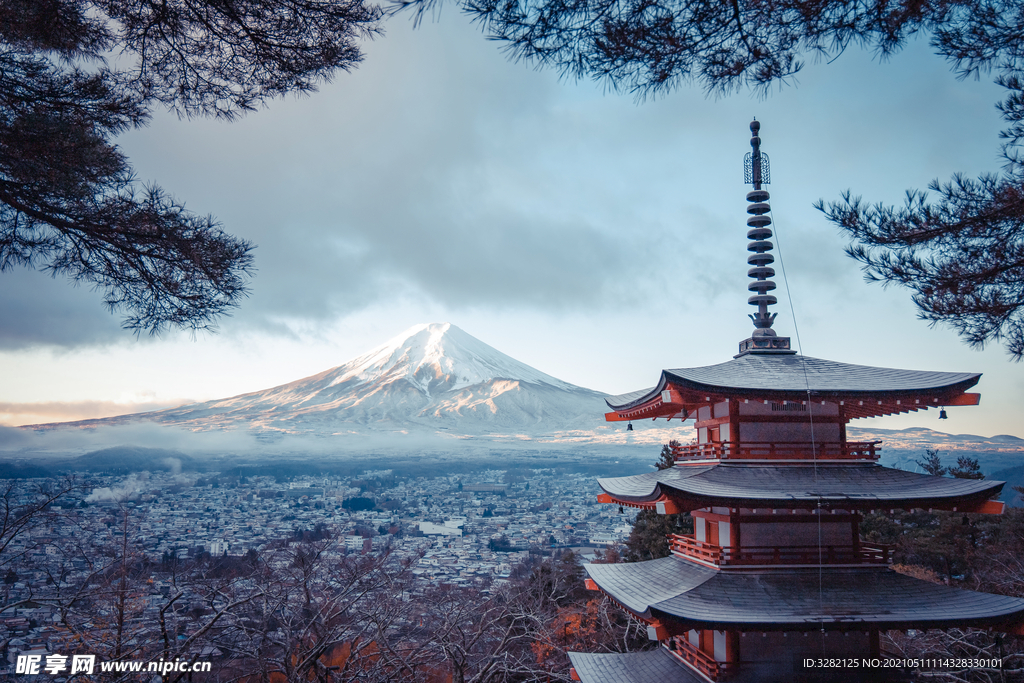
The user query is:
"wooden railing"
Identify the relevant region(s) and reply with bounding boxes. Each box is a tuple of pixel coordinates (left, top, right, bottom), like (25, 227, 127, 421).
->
(672, 441, 881, 462)
(669, 534, 894, 567)
(668, 639, 735, 681)
(668, 534, 722, 565)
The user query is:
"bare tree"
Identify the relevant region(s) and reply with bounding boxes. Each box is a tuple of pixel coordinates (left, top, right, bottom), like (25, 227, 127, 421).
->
(0, 476, 80, 594)
(416, 583, 549, 683)
(884, 629, 1023, 683)
(410, 552, 649, 683)
(43, 500, 259, 682)
(213, 537, 422, 682)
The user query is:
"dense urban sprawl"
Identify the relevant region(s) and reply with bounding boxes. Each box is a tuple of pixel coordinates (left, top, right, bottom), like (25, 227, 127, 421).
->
(1, 467, 638, 676)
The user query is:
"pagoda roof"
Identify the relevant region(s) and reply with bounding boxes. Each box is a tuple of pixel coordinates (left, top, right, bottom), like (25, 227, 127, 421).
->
(606, 354, 980, 420)
(585, 558, 1024, 631)
(568, 649, 701, 683)
(597, 464, 1003, 511)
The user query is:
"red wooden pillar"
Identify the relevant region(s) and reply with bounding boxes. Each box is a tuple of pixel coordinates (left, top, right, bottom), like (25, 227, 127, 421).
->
(726, 630, 740, 664)
(730, 510, 740, 549)
(851, 512, 861, 557)
(838, 403, 848, 448)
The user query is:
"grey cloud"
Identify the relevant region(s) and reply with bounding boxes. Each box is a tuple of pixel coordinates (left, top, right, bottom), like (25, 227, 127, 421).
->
(0, 426, 29, 449)
(108, 15, 708, 337)
(0, 268, 128, 350)
(4, 16, 1006, 352)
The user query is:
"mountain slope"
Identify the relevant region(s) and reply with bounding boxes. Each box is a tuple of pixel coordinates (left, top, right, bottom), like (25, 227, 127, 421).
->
(32, 323, 611, 436)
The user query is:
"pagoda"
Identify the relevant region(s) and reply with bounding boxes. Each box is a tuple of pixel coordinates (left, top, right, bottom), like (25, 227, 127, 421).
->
(567, 121, 1024, 683)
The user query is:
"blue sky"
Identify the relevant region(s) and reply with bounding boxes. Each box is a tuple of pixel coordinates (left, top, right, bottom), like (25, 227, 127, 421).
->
(1, 11, 1021, 438)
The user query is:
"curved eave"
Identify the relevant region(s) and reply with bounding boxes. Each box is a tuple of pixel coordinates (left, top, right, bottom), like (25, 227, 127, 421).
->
(605, 381, 980, 422)
(584, 555, 716, 618)
(585, 558, 1024, 632)
(596, 465, 1005, 513)
(604, 356, 982, 421)
(568, 650, 702, 683)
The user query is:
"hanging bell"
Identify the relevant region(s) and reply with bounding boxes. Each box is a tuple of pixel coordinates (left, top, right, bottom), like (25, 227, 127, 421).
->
(618, 506, 625, 514)
(626, 421, 633, 431)
(939, 409, 948, 420)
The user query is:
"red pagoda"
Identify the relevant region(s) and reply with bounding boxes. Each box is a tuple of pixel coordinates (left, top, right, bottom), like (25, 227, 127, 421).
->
(567, 121, 1024, 683)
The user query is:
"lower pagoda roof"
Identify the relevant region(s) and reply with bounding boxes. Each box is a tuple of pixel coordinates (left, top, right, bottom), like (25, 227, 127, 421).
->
(585, 557, 1024, 631)
(597, 464, 1004, 512)
(568, 649, 701, 683)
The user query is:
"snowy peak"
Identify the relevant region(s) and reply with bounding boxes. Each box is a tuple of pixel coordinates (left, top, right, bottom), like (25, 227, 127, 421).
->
(330, 323, 576, 394)
(23, 322, 609, 438)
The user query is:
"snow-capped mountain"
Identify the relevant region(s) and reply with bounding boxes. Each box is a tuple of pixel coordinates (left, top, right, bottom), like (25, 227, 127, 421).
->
(20, 324, 1022, 459)
(323, 322, 580, 395)
(38, 323, 614, 438)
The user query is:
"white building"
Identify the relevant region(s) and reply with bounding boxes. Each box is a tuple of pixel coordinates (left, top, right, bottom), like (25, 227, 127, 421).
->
(419, 520, 464, 537)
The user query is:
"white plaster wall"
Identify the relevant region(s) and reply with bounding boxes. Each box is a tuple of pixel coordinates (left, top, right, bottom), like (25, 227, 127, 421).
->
(714, 631, 727, 661)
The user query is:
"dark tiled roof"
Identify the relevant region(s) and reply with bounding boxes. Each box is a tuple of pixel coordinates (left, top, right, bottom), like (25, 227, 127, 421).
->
(586, 558, 1024, 630)
(598, 466, 715, 501)
(585, 556, 716, 613)
(606, 354, 980, 410)
(597, 464, 1003, 508)
(568, 649, 701, 683)
(604, 387, 656, 407)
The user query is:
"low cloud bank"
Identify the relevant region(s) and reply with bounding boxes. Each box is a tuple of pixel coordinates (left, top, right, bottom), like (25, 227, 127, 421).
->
(1, 422, 263, 456)
(0, 418, 679, 464)
(0, 399, 192, 427)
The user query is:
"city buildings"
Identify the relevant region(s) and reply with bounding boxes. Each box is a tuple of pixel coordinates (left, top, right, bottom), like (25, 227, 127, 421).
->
(1, 466, 632, 672)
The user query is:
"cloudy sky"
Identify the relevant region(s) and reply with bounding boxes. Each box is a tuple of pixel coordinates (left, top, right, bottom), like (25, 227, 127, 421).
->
(1, 10, 1021, 438)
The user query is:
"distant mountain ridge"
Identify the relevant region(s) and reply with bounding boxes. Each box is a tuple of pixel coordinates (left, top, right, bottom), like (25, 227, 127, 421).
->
(18, 324, 1024, 459)
(847, 426, 1024, 453)
(24, 323, 611, 438)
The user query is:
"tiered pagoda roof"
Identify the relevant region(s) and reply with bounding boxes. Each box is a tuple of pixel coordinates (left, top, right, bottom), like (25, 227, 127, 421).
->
(585, 557, 1024, 631)
(605, 354, 981, 422)
(596, 463, 1005, 512)
(568, 650, 702, 683)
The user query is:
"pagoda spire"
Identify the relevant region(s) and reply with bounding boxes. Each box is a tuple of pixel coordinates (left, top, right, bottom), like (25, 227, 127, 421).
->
(737, 119, 794, 356)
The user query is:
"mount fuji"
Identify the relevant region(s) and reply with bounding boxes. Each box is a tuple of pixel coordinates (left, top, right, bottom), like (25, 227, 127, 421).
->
(17, 324, 1017, 462)
(30, 324, 635, 445)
